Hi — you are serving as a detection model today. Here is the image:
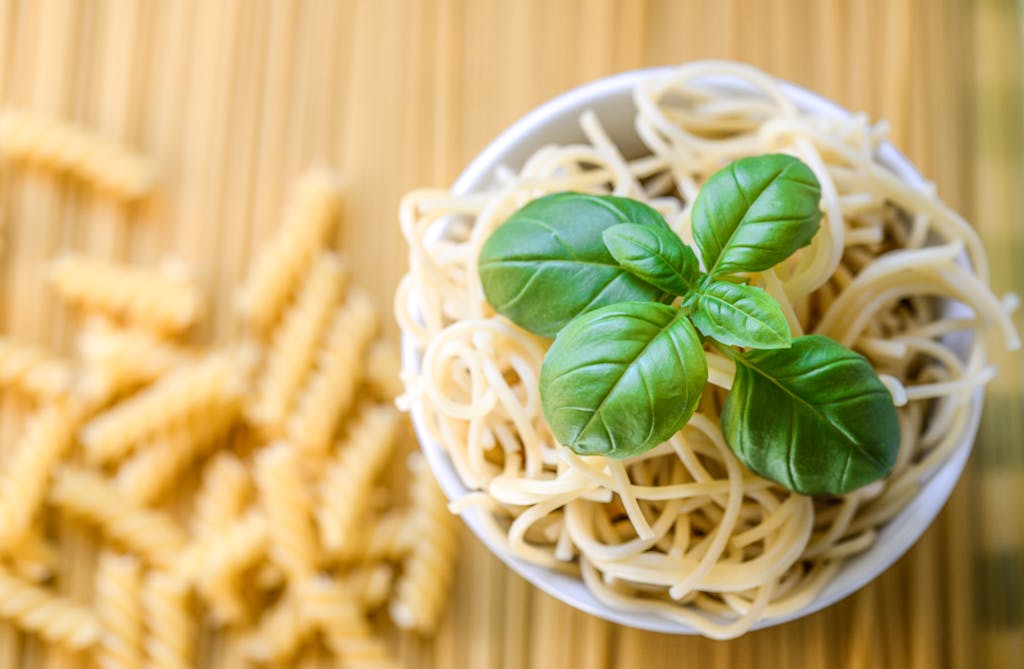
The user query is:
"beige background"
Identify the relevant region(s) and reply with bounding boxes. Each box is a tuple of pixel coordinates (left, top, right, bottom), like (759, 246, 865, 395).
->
(0, 1, 1021, 667)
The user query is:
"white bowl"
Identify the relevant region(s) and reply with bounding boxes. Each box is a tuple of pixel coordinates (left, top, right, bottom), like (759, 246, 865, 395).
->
(401, 65, 983, 634)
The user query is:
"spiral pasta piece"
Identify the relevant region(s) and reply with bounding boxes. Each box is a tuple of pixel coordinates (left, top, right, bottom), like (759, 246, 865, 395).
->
(76, 319, 189, 406)
(49, 466, 188, 570)
(236, 169, 343, 334)
(0, 109, 156, 199)
(287, 291, 378, 455)
(48, 255, 203, 335)
(316, 404, 399, 554)
(0, 405, 77, 550)
(95, 552, 143, 669)
(254, 443, 319, 581)
(0, 336, 72, 401)
(241, 591, 314, 663)
(80, 347, 251, 464)
(302, 578, 399, 669)
(116, 398, 239, 505)
(337, 510, 414, 564)
(389, 454, 458, 634)
(179, 509, 267, 625)
(346, 564, 395, 610)
(0, 563, 101, 650)
(191, 452, 252, 539)
(141, 571, 193, 669)
(248, 252, 347, 431)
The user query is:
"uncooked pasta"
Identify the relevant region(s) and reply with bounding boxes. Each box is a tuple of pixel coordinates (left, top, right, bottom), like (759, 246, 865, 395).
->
(94, 552, 144, 669)
(396, 62, 1020, 638)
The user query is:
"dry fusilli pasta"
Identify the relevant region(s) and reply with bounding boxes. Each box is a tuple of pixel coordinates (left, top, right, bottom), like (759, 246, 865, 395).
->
(0, 109, 156, 199)
(49, 466, 188, 570)
(180, 509, 267, 625)
(287, 291, 378, 455)
(346, 563, 395, 610)
(254, 443, 319, 582)
(76, 318, 189, 407)
(95, 552, 144, 669)
(241, 590, 314, 663)
(191, 452, 252, 539)
(302, 577, 400, 669)
(80, 347, 251, 464)
(0, 563, 101, 650)
(236, 169, 342, 333)
(248, 252, 347, 431)
(115, 398, 239, 505)
(0, 336, 73, 401)
(337, 509, 414, 564)
(389, 454, 458, 634)
(316, 403, 399, 554)
(0, 404, 77, 550)
(142, 571, 193, 669)
(48, 255, 203, 335)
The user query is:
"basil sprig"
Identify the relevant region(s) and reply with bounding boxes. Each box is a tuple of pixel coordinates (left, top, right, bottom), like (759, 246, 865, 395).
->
(477, 154, 900, 496)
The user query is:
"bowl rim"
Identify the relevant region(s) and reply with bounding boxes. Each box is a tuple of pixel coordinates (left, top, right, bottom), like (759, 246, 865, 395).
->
(400, 64, 983, 635)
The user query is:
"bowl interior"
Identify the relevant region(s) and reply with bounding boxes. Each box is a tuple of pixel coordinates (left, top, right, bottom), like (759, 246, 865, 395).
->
(402, 66, 983, 634)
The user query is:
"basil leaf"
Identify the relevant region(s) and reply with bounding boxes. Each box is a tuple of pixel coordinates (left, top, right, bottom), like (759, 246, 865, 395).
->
(691, 154, 822, 278)
(540, 301, 707, 458)
(722, 335, 900, 495)
(689, 280, 791, 349)
(478, 192, 670, 337)
(602, 223, 700, 297)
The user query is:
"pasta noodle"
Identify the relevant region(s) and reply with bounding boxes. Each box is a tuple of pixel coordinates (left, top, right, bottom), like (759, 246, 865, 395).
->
(141, 571, 193, 669)
(254, 443, 320, 582)
(81, 348, 250, 464)
(241, 590, 313, 663)
(0, 405, 77, 551)
(115, 398, 239, 505)
(49, 465, 188, 570)
(346, 563, 395, 610)
(76, 318, 189, 407)
(316, 403, 400, 554)
(396, 62, 1019, 637)
(389, 454, 458, 634)
(178, 509, 267, 625)
(0, 108, 156, 199)
(95, 552, 144, 669)
(336, 509, 413, 564)
(48, 255, 203, 335)
(0, 336, 73, 401)
(248, 252, 348, 431)
(0, 563, 101, 650)
(302, 577, 400, 669)
(236, 169, 343, 334)
(286, 290, 378, 455)
(190, 452, 252, 539)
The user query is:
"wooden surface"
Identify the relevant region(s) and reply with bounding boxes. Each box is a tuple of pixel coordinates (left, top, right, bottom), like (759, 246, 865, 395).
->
(0, 0, 1021, 667)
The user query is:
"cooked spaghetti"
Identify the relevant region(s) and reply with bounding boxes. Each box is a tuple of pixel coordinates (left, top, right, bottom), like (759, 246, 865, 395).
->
(396, 62, 1020, 638)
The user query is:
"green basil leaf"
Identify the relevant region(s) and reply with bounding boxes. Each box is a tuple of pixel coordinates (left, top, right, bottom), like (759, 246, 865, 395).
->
(540, 301, 707, 458)
(689, 280, 791, 349)
(478, 192, 671, 337)
(722, 335, 900, 495)
(602, 223, 700, 297)
(691, 154, 823, 278)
